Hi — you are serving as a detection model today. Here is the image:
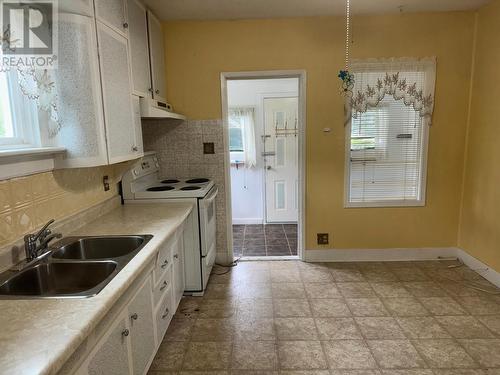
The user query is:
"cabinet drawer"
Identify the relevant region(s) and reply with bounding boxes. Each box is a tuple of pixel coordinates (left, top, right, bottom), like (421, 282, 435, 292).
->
(153, 265, 172, 309)
(155, 287, 174, 343)
(154, 238, 174, 284)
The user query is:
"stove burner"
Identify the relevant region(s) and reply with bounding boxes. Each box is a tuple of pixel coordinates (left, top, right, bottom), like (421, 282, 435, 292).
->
(181, 186, 202, 191)
(147, 186, 175, 192)
(186, 178, 209, 184)
(162, 179, 180, 184)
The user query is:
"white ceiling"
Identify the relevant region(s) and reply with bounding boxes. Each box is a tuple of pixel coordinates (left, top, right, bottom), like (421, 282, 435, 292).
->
(144, 0, 491, 21)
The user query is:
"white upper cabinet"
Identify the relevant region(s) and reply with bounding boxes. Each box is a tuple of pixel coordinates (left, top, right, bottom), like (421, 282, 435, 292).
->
(59, 0, 94, 16)
(94, 0, 129, 37)
(127, 0, 151, 97)
(147, 10, 167, 102)
(54, 14, 108, 168)
(96, 22, 139, 164)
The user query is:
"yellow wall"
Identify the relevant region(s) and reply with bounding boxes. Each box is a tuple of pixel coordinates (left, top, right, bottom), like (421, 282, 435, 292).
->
(0, 165, 127, 248)
(459, 0, 500, 271)
(163, 12, 475, 250)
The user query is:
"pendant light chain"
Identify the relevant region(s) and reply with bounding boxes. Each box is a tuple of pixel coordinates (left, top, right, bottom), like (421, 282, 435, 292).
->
(345, 0, 351, 71)
(338, 0, 354, 96)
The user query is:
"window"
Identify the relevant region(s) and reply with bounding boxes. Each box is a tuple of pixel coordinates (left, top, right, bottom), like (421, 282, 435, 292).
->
(345, 59, 435, 208)
(228, 108, 257, 167)
(0, 71, 40, 149)
(228, 114, 244, 153)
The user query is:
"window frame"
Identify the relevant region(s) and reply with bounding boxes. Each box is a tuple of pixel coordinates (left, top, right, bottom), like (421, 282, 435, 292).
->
(228, 109, 247, 163)
(344, 97, 430, 209)
(0, 71, 41, 150)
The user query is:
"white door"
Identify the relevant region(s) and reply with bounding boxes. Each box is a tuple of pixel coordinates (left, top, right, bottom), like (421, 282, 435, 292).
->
(264, 97, 299, 223)
(147, 10, 167, 102)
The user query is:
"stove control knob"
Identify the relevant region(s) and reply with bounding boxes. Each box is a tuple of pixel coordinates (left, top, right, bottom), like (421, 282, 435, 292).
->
(133, 169, 139, 176)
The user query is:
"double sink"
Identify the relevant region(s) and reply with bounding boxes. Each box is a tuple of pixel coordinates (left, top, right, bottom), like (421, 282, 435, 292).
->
(0, 235, 152, 299)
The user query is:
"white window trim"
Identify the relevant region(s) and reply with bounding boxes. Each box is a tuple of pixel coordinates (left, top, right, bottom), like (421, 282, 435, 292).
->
(344, 113, 430, 209)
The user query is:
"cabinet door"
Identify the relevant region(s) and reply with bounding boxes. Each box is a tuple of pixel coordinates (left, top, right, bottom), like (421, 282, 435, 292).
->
(96, 22, 138, 164)
(86, 311, 132, 375)
(54, 14, 108, 168)
(131, 96, 144, 156)
(147, 10, 167, 102)
(59, 0, 93, 16)
(94, 0, 128, 37)
(127, 0, 151, 97)
(173, 236, 185, 309)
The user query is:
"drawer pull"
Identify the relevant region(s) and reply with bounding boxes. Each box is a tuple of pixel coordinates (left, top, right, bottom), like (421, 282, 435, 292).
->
(173, 254, 179, 259)
(161, 309, 170, 319)
(131, 313, 138, 321)
(160, 280, 168, 291)
(161, 259, 169, 269)
(122, 329, 130, 337)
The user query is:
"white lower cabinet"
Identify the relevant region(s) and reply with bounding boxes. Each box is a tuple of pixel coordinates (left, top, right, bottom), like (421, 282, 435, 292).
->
(72, 226, 186, 375)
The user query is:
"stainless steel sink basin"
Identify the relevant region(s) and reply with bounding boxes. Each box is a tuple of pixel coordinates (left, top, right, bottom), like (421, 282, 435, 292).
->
(0, 261, 117, 298)
(51, 236, 146, 260)
(0, 234, 153, 299)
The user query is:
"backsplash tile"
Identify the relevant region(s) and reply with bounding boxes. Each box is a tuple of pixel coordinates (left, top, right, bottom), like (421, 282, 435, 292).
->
(143, 119, 230, 264)
(0, 163, 130, 248)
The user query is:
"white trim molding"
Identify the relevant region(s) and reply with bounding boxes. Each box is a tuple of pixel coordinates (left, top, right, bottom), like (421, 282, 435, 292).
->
(0, 147, 66, 180)
(304, 247, 500, 288)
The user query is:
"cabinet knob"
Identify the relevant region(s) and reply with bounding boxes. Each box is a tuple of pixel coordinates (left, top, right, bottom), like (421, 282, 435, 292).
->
(148, 88, 153, 93)
(123, 22, 129, 29)
(160, 280, 168, 291)
(162, 309, 170, 319)
(155, 89, 160, 94)
(161, 259, 169, 269)
(132, 146, 138, 152)
(173, 254, 179, 259)
(122, 329, 130, 337)
(131, 313, 138, 321)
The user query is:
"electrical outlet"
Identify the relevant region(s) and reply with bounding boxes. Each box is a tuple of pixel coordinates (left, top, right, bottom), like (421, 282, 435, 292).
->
(203, 142, 215, 154)
(103, 175, 110, 191)
(317, 233, 329, 245)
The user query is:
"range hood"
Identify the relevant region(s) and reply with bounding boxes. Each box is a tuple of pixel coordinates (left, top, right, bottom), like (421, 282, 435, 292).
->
(140, 97, 186, 120)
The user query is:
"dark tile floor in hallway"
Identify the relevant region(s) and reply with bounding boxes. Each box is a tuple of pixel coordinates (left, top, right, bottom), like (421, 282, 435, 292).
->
(149, 259, 500, 374)
(233, 224, 298, 257)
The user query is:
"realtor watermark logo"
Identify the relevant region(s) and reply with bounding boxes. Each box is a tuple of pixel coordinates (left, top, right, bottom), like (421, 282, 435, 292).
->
(0, 0, 58, 69)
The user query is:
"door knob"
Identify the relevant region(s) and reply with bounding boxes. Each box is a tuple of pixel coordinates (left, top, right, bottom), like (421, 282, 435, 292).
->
(123, 22, 129, 29)
(266, 166, 272, 170)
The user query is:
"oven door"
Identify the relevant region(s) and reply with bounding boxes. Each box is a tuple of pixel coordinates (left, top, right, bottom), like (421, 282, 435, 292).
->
(199, 186, 218, 258)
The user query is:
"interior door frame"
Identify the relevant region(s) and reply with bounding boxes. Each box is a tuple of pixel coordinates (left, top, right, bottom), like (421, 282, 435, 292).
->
(221, 70, 307, 261)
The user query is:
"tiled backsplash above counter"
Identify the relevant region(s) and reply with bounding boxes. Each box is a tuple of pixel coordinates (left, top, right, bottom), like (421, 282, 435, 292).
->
(143, 119, 230, 263)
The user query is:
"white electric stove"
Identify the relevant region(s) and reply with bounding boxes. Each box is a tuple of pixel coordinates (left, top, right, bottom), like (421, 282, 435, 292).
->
(122, 152, 217, 295)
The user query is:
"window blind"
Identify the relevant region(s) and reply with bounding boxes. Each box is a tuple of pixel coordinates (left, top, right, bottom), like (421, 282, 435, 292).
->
(346, 69, 428, 206)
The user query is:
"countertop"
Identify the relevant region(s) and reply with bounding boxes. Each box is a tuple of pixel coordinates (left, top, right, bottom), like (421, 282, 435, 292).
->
(0, 202, 194, 375)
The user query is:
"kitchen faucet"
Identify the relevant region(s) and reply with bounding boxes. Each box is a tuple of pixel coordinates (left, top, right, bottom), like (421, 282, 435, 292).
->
(24, 219, 62, 262)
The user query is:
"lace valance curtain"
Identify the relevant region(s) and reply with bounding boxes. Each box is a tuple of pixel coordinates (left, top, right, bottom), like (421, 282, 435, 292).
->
(346, 57, 437, 125)
(229, 107, 257, 168)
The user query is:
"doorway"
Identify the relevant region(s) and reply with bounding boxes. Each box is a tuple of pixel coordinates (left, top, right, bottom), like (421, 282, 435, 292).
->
(221, 71, 306, 260)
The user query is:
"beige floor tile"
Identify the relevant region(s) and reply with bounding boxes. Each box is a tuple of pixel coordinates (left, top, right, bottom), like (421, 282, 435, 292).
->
(403, 282, 449, 297)
(431, 370, 487, 375)
(390, 268, 431, 282)
(237, 298, 274, 319)
(411, 339, 476, 368)
(417, 297, 468, 316)
(379, 370, 433, 375)
(315, 318, 362, 340)
(275, 318, 318, 340)
(178, 372, 230, 375)
(278, 341, 328, 370)
(371, 283, 412, 298)
(395, 317, 451, 339)
(304, 283, 342, 299)
(322, 340, 377, 369)
(274, 299, 312, 317)
(237, 282, 273, 299)
(233, 317, 276, 341)
(381, 298, 429, 317)
(191, 318, 234, 341)
(269, 261, 299, 270)
(330, 269, 366, 282)
(272, 283, 307, 299)
(458, 339, 500, 367)
(198, 299, 237, 318)
(355, 317, 406, 339)
(366, 340, 425, 369)
(436, 316, 494, 338)
(300, 269, 334, 283)
(176, 298, 202, 319)
(281, 371, 330, 375)
(182, 342, 232, 370)
(360, 269, 398, 283)
(229, 371, 278, 375)
(477, 315, 500, 336)
(165, 318, 195, 341)
(204, 283, 239, 299)
(437, 281, 484, 297)
(346, 298, 390, 317)
(231, 341, 278, 370)
(331, 371, 382, 375)
(150, 341, 188, 371)
(337, 283, 376, 298)
(270, 268, 301, 283)
(310, 299, 352, 317)
(456, 296, 500, 315)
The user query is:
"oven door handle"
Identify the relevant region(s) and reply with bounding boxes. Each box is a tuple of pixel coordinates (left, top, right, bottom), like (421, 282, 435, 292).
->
(201, 187, 218, 208)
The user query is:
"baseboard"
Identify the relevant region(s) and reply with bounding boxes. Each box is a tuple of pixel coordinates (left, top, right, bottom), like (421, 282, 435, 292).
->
(232, 218, 264, 225)
(303, 247, 500, 288)
(304, 247, 458, 263)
